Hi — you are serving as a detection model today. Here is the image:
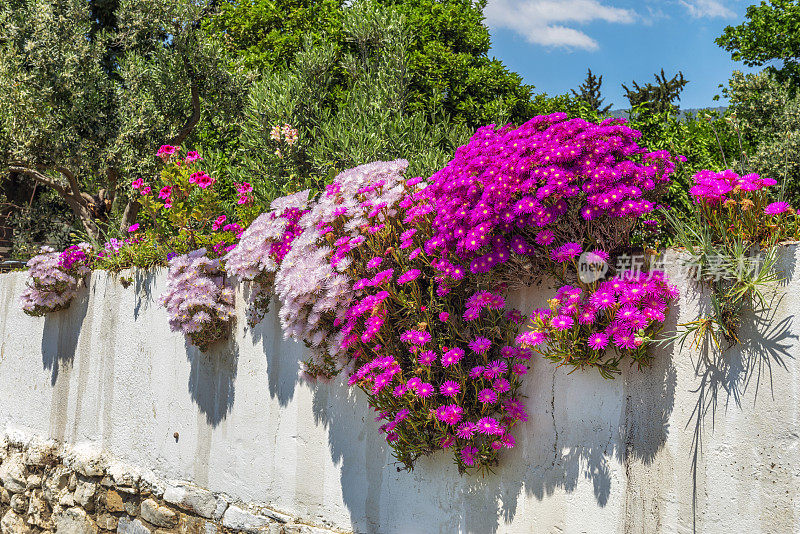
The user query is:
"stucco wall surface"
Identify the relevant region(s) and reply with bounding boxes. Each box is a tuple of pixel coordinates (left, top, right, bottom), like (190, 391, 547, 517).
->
(0, 248, 798, 534)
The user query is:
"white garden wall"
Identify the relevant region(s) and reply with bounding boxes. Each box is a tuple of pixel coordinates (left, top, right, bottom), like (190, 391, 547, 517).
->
(0, 248, 798, 533)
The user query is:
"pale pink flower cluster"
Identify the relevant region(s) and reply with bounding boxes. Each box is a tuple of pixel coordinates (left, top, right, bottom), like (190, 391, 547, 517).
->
(269, 124, 299, 146)
(274, 160, 408, 375)
(159, 248, 235, 351)
(224, 190, 310, 325)
(20, 244, 92, 317)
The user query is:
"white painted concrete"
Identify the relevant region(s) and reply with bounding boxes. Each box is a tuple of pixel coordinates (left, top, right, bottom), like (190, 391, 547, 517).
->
(0, 248, 798, 534)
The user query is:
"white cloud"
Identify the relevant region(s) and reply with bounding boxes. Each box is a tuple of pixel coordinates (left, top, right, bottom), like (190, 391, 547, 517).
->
(485, 0, 637, 51)
(679, 0, 736, 18)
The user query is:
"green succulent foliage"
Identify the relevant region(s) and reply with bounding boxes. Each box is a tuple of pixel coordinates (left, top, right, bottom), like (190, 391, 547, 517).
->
(716, 0, 800, 91)
(208, 0, 536, 128)
(724, 70, 800, 205)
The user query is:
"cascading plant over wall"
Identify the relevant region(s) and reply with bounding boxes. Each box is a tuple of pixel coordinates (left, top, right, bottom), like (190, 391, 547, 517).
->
(20, 244, 93, 316)
(17, 113, 688, 474)
(669, 169, 799, 349)
(159, 248, 236, 351)
(222, 113, 684, 471)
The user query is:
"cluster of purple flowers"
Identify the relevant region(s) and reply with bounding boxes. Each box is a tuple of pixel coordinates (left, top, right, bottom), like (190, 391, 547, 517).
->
(273, 160, 410, 377)
(518, 269, 678, 373)
(159, 249, 235, 351)
(327, 176, 532, 472)
(688, 169, 797, 244)
(20, 244, 93, 317)
(690, 169, 777, 206)
(421, 114, 682, 287)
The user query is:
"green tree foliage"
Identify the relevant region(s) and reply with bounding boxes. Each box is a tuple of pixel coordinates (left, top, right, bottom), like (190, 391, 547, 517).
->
(628, 110, 740, 234)
(716, 0, 800, 90)
(220, 1, 472, 204)
(208, 0, 536, 128)
(725, 70, 800, 204)
(0, 0, 246, 243)
(209, 0, 345, 72)
(572, 68, 612, 115)
(623, 69, 689, 116)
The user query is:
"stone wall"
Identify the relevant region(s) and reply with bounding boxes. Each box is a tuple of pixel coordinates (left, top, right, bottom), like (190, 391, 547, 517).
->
(0, 430, 340, 533)
(0, 248, 799, 533)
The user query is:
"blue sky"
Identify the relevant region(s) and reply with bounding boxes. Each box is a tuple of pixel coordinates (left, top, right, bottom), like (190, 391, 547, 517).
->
(485, 0, 760, 109)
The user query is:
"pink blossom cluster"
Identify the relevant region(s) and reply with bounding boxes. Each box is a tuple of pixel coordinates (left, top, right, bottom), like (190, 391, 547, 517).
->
(690, 169, 778, 205)
(159, 249, 235, 351)
(20, 244, 92, 317)
(421, 114, 682, 286)
(518, 266, 678, 376)
(224, 190, 310, 325)
(273, 160, 409, 376)
(315, 171, 531, 471)
(235, 182, 253, 205)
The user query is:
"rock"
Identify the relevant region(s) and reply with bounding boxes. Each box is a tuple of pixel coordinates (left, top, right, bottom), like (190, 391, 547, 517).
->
(0, 509, 31, 534)
(59, 492, 75, 507)
(138, 472, 164, 499)
(27, 489, 53, 529)
(74, 476, 98, 509)
(163, 482, 218, 519)
(0, 453, 28, 493)
(260, 508, 291, 524)
(0, 487, 9, 505)
(53, 507, 98, 534)
(122, 494, 139, 517)
(66, 444, 106, 478)
(204, 524, 218, 534)
(116, 517, 152, 534)
(222, 505, 272, 533)
(10, 492, 27, 513)
(212, 494, 229, 522)
(68, 474, 78, 492)
(104, 490, 125, 513)
(42, 467, 71, 504)
(283, 525, 338, 534)
(100, 477, 113, 488)
(175, 515, 208, 534)
(26, 474, 42, 489)
(95, 513, 117, 531)
(106, 462, 139, 492)
(140, 499, 177, 529)
(24, 443, 56, 467)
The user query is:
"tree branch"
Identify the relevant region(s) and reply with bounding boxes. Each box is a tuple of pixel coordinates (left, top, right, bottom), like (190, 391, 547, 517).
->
(56, 165, 82, 198)
(8, 165, 69, 198)
(119, 198, 141, 233)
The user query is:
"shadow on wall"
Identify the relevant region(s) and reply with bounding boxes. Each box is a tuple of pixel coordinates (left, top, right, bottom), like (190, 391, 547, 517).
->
(684, 249, 798, 532)
(187, 335, 239, 427)
(41, 285, 90, 386)
(255, 301, 300, 408)
(292, 303, 680, 534)
(132, 269, 157, 320)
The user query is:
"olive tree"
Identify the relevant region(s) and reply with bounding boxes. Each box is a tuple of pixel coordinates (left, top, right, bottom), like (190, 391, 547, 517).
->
(0, 0, 246, 242)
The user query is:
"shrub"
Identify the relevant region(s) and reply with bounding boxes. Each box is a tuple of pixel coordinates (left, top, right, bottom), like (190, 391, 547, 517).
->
(20, 244, 92, 316)
(159, 249, 235, 351)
